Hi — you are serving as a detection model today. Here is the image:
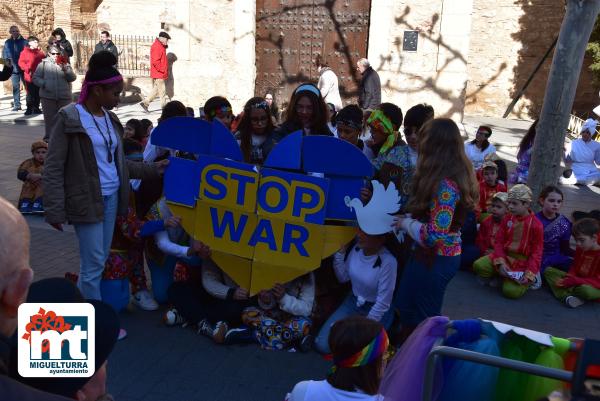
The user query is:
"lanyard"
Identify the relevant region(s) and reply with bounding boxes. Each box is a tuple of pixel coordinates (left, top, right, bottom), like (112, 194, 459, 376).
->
(84, 106, 114, 163)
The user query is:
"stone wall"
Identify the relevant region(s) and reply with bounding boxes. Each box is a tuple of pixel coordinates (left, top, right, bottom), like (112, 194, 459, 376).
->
(0, 0, 54, 40)
(95, 0, 256, 112)
(367, 0, 475, 120)
(464, 0, 597, 119)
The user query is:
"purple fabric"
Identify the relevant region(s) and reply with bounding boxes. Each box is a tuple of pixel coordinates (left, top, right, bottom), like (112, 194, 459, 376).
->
(509, 145, 531, 184)
(535, 212, 573, 271)
(380, 316, 449, 401)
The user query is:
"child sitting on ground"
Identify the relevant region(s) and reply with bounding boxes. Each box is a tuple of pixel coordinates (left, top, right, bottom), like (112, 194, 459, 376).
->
(17, 140, 47, 214)
(473, 184, 544, 298)
(476, 192, 509, 257)
(544, 218, 600, 308)
(476, 160, 507, 221)
(535, 185, 573, 272)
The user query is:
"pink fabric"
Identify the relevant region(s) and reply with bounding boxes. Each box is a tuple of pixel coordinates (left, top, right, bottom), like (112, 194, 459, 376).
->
(77, 75, 123, 104)
(379, 316, 449, 401)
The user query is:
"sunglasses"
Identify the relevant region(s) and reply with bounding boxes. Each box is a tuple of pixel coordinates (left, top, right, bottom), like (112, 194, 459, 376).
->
(50, 52, 60, 55)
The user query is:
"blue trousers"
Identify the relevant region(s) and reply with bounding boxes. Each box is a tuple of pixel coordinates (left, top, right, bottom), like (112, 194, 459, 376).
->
(11, 72, 25, 108)
(74, 192, 119, 300)
(394, 252, 460, 328)
(314, 293, 394, 354)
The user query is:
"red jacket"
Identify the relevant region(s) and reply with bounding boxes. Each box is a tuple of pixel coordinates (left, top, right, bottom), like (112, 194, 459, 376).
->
(476, 179, 507, 219)
(476, 215, 502, 255)
(150, 39, 168, 79)
(18, 47, 45, 83)
(492, 212, 544, 275)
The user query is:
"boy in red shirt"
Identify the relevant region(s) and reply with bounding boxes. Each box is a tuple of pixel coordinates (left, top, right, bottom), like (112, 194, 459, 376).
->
(17, 36, 44, 115)
(544, 218, 600, 308)
(473, 184, 544, 299)
(476, 160, 507, 221)
(476, 192, 508, 256)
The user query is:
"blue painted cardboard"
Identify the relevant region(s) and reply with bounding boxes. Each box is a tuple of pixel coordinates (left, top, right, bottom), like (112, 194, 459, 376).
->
(301, 135, 374, 177)
(150, 117, 211, 154)
(263, 130, 302, 170)
(163, 157, 201, 207)
(258, 168, 329, 225)
(209, 120, 243, 161)
(326, 176, 366, 220)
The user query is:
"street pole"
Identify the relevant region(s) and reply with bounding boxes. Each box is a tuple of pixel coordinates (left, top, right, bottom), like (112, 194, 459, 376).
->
(527, 0, 600, 203)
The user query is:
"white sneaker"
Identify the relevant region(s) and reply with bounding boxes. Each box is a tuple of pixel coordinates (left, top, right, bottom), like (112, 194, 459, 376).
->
(565, 296, 585, 308)
(530, 272, 542, 290)
(132, 290, 159, 311)
(163, 308, 186, 326)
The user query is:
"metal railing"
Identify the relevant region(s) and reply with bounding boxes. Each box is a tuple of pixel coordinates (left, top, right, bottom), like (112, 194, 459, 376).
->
(72, 34, 154, 77)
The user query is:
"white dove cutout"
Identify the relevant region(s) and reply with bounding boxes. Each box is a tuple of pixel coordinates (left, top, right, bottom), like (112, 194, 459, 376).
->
(344, 180, 400, 235)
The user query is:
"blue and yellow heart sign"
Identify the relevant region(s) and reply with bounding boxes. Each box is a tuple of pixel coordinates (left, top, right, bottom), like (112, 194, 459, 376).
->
(151, 117, 374, 294)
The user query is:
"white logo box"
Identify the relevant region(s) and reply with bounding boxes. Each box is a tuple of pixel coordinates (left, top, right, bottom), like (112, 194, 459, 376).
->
(18, 303, 95, 378)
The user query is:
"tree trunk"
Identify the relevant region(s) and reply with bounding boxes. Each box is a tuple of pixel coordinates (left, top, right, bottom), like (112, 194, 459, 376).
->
(527, 0, 600, 203)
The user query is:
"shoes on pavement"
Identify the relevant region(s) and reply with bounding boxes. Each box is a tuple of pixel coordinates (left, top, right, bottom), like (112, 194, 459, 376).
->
(118, 328, 128, 340)
(24, 108, 32, 116)
(565, 295, 585, 308)
(132, 290, 159, 311)
(12, 106, 22, 111)
(163, 308, 186, 326)
(33, 108, 42, 114)
(18, 198, 33, 214)
(31, 198, 44, 214)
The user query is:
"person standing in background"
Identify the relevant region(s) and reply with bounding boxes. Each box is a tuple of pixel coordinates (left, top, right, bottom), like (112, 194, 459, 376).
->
(49, 28, 74, 62)
(94, 31, 119, 63)
(3, 25, 28, 111)
(18, 36, 45, 115)
(356, 58, 381, 111)
(140, 31, 170, 112)
(317, 57, 342, 111)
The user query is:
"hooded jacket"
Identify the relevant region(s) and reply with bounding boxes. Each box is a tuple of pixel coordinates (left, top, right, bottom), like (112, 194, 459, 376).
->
(18, 47, 45, 82)
(44, 103, 161, 224)
(49, 28, 73, 59)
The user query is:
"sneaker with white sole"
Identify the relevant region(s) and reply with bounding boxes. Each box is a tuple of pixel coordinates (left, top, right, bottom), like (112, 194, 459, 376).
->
(118, 328, 128, 340)
(213, 321, 229, 344)
(565, 296, 585, 308)
(530, 272, 542, 290)
(132, 290, 159, 311)
(163, 308, 185, 326)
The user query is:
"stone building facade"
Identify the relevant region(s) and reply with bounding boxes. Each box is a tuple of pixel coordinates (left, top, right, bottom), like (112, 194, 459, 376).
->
(0, 0, 596, 119)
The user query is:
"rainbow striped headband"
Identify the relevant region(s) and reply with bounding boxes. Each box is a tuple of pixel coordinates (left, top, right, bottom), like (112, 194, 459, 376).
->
(332, 328, 389, 370)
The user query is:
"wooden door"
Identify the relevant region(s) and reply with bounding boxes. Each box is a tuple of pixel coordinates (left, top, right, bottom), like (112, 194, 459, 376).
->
(255, 0, 371, 110)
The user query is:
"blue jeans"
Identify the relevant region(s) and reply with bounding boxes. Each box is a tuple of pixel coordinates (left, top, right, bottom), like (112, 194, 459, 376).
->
(11, 72, 25, 108)
(314, 293, 394, 354)
(394, 252, 460, 328)
(74, 191, 119, 300)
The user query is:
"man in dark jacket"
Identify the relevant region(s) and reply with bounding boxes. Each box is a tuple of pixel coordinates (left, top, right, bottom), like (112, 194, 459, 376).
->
(94, 31, 119, 63)
(357, 58, 381, 111)
(2, 26, 28, 111)
(0, 197, 71, 401)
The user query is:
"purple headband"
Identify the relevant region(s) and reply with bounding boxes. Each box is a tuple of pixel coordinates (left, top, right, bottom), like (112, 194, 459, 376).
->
(77, 75, 123, 104)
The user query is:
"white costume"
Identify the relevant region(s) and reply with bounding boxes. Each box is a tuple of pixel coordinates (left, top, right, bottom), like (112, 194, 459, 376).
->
(464, 141, 497, 170)
(562, 119, 600, 185)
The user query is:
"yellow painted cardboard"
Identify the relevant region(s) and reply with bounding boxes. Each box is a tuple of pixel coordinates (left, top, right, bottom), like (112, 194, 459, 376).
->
(249, 261, 311, 296)
(199, 163, 258, 214)
(210, 251, 252, 290)
(252, 218, 324, 270)
(165, 202, 196, 235)
(194, 201, 257, 259)
(322, 225, 358, 257)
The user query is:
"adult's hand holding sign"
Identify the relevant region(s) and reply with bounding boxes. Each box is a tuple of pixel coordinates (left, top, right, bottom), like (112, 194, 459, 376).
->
(151, 117, 374, 294)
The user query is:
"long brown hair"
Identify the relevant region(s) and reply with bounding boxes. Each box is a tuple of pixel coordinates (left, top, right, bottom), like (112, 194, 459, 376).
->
(517, 119, 538, 159)
(285, 83, 330, 134)
(237, 97, 275, 163)
(408, 118, 479, 220)
(327, 316, 385, 395)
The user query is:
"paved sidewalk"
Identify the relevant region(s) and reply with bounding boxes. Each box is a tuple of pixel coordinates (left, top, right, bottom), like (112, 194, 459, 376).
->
(1, 119, 600, 400)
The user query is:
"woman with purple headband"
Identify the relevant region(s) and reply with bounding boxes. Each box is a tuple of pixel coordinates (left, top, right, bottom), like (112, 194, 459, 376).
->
(44, 51, 168, 303)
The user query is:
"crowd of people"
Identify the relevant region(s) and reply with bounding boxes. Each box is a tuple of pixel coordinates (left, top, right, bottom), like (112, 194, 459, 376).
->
(2, 23, 600, 401)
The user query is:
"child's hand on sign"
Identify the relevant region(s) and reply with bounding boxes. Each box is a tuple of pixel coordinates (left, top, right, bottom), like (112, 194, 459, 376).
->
(164, 216, 181, 228)
(271, 283, 286, 300)
(188, 240, 211, 259)
(233, 287, 249, 300)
